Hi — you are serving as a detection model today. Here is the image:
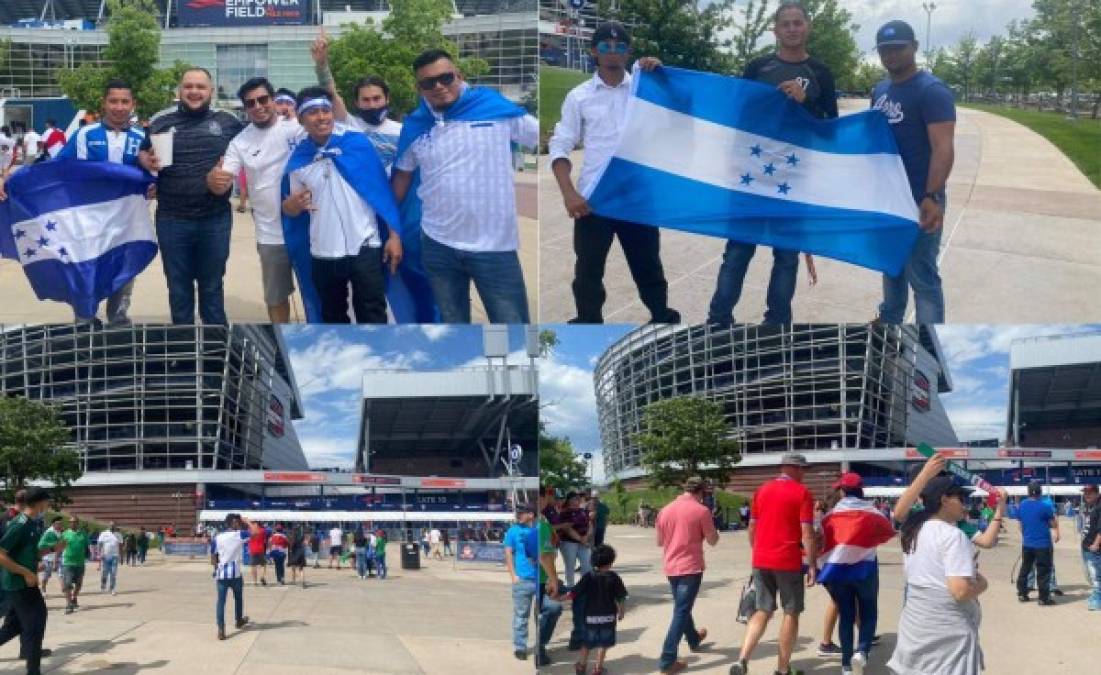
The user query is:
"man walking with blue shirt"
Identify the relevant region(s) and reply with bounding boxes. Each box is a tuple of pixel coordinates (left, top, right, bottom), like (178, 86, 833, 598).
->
(871, 20, 956, 324)
(504, 504, 539, 661)
(1016, 481, 1060, 606)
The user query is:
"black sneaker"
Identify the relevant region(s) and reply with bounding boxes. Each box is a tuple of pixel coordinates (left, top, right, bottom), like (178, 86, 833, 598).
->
(1038, 597, 1056, 606)
(870, 635, 881, 646)
(235, 616, 250, 629)
(1053, 589, 1065, 596)
(729, 660, 748, 675)
(64, 604, 74, 615)
(817, 642, 842, 657)
(535, 652, 553, 667)
(513, 649, 527, 660)
(1018, 593, 1030, 603)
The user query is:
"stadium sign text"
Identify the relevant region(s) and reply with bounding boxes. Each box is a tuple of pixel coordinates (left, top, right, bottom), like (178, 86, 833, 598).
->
(181, 0, 309, 27)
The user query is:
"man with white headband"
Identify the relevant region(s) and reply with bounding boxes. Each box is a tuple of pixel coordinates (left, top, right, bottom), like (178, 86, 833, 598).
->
(281, 87, 403, 323)
(273, 89, 298, 122)
(206, 77, 310, 323)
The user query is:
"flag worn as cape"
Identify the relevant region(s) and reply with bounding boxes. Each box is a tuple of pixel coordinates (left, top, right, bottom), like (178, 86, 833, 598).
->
(816, 497, 896, 584)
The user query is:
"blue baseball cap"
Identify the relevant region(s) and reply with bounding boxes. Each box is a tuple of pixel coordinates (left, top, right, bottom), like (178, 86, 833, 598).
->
(876, 20, 917, 47)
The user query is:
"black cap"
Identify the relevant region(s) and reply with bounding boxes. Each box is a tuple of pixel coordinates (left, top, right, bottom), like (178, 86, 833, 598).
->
(1028, 480, 1043, 496)
(23, 486, 49, 505)
(591, 22, 630, 47)
(919, 476, 974, 503)
(876, 20, 917, 47)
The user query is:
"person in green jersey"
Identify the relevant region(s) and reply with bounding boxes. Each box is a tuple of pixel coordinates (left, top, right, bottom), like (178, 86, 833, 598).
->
(374, 530, 388, 580)
(590, 492, 611, 547)
(0, 487, 53, 675)
(37, 517, 64, 598)
(536, 492, 564, 667)
(61, 516, 90, 614)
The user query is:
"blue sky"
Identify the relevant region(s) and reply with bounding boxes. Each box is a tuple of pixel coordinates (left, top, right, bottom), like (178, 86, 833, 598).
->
(539, 325, 1101, 484)
(280, 325, 533, 468)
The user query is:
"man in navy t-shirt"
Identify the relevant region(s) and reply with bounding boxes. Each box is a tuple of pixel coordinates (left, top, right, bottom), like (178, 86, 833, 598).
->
(870, 20, 956, 325)
(1015, 481, 1060, 605)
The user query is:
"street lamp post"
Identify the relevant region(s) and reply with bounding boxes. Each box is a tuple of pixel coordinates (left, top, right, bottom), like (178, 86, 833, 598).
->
(1069, 7, 1080, 120)
(922, 1, 937, 68)
(583, 452, 594, 486)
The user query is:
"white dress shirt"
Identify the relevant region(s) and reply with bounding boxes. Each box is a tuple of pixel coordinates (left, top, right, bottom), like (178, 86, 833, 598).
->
(395, 99, 538, 253)
(223, 118, 305, 245)
(547, 70, 634, 197)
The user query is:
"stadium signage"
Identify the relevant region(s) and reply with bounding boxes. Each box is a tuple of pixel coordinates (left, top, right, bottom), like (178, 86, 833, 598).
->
(910, 370, 930, 412)
(263, 471, 327, 483)
(905, 447, 969, 459)
(997, 449, 1053, 459)
(180, 0, 309, 27)
(267, 396, 285, 437)
(353, 474, 402, 486)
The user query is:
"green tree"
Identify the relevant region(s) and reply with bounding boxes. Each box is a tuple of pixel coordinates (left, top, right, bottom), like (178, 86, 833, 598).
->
(57, 0, 190, 119)
(538, 329, 559, 358)
(0, 39, 10, 73)
(597, 0, 735, 72)
(539, 433, 590, 492)
(949, 32, 979, 102)
(635, 396, 740, 489)
(849, 61, 885, 98)
(325, 0, 489, 118)
(609, 478, 631, 521)
(729, 0, 773, 74)
(802, 0, 861, 93)
(0, 397, 81, 505)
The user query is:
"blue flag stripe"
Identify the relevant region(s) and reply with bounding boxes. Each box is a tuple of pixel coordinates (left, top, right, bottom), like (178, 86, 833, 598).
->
(589, 158, 918, 276)
(633, 66, 898, 156)
(0, 159, 152, 222)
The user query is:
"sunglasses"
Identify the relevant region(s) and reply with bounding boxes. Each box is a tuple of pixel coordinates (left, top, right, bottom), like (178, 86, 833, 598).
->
(417, 72, 457, 91)
(243, 94, 271, 109)
(596, 41, 628, 55)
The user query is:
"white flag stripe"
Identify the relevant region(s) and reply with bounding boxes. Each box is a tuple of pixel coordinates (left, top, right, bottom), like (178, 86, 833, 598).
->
(611, 98, 919, 223)
(13, 194, 154, 265)
(817, 543, 878, 566)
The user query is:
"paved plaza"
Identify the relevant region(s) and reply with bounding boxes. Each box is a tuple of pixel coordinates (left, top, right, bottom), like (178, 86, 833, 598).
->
(0, 549, 529, 675)
(539, 102, 1101, 324)
(539, 521, 1095, 674)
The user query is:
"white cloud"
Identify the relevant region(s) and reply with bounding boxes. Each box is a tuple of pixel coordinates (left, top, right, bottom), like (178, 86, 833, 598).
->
(419, 325, 454, 342)
(539, 352, 601, 453)
(288, 330, 421, 396)
(937, 325, 1095, 373)
(297, 434, 357, 469)
(946, 404, 1007, 442)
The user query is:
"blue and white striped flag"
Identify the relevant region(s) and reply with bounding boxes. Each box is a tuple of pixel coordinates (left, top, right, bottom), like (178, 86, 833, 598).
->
(587, 65, 920, 276)
(0, 159, 157, 318)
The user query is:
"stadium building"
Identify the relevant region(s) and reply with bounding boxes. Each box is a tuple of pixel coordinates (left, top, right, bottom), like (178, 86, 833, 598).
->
(0, 0, 536, 131)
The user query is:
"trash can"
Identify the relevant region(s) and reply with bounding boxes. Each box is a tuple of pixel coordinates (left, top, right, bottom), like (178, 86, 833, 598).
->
(401, 542, 421, 570)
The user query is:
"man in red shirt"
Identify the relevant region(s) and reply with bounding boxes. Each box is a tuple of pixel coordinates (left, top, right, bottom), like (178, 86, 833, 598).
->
(655, 476, 719, 674)
(41, 119, 66, 159)
(731, 454, 817, 675)
(247, 521, 268, 587)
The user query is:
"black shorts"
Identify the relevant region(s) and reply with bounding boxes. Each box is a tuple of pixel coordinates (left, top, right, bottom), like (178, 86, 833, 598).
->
(752, 568, 805, 615)
(329, 546, 342, 556)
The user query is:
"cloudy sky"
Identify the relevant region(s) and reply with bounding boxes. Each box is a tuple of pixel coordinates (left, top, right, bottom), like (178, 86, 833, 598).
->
(280, 325, 533, 469)
(539, 324, 1101, 484)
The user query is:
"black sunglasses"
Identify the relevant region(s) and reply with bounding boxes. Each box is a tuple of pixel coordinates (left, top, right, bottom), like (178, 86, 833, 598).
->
(417, 72, 457, 91)
(243, 94, 271, 109)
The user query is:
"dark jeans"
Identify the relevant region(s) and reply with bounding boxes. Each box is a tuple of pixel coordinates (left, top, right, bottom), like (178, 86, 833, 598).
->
(572, 214, 673, 323)
(707, 241, 799, 325)
(536, 582, 563, 658)
(215, 576, 244, 628)
(1017, 546, 1054, 600)
(270, 551, 286, 584)
(825, 573, 879, 668)
(660, 573, 704, 670)
(155, 210, 232, 324)
(420, 234, 529, 324)
(311, 244, 386, 324)
(0, 587, 47, 675)
(594, 525, 607, 547)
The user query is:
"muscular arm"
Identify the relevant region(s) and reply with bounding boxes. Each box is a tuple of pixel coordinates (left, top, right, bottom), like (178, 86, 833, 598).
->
(925, 121, 955, 195)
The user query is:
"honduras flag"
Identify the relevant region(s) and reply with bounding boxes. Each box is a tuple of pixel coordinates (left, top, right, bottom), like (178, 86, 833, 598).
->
(587, 66, 920, 276)
(281, 126, 402, 323)
(0, 160, 156, 319)
(816, 497, 896, 584)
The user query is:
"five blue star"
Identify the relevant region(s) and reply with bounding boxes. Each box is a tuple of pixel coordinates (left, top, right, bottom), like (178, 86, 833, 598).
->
(45, 220, 57, 231)
(778, 182, 792, 195)
(763, 163, 777, 176)
(786, 154, 799, 166)
(37, 236, 49, 247)
(14, 228, 26, 239)
(750, 144, 763, 157)
(740, 173, 754, 186)
(24, 248, 36, 258)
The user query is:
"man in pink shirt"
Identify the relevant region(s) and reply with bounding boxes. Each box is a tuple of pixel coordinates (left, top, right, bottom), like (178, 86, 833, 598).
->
(655, 476, 719, 674)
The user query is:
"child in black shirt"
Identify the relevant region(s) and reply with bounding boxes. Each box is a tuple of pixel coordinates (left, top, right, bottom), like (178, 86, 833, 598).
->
(571, 544, 627, 675)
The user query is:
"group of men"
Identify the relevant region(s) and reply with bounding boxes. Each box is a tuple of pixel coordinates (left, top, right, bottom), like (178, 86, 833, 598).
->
(2, 32, 537, 326)
(549, 3, 956, 325)
(0, 119, 68, 174)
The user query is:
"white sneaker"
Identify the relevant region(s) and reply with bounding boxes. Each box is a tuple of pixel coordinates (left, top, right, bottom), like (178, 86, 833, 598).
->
(851, 652, 867, 675)
(111, 590, 117, 596)
(842, 670, 853, 675)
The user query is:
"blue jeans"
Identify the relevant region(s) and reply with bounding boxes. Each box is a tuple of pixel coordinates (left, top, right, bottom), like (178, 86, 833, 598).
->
(99, 556, 119, 592)
(270, 550, 285, 584)
(511, 579, 538, 651)
(155, 210, 232, 324)
(879, 226, 944, 324)
(356, 549, 370, 577)
(558, 541, 591, 588)
(660, 573, 704, 670)
(420, 234, 529, 324)
(1083, 549, 1101, 610)
(375, 555, 387, 579)
(215, 576, 244, 629)
(707, 241, 799, 325)
(825, 574, 879, 668)
(537, 585, 563, 655)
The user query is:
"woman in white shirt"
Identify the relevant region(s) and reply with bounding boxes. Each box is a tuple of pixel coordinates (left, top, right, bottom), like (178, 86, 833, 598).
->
(888, 475, 987, 675)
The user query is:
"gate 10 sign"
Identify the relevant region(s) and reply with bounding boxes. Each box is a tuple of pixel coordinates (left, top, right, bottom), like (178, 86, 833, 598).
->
(180, 0, 310, 27)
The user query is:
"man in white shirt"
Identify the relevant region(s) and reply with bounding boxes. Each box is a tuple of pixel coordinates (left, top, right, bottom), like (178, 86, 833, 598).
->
(548, 22, 680, 325)
(429, 528, 443, 560)
(282, 88, 402, 324)
(211, 513, 251, 640)
(21, 127, 41, 166)
(0, 126, 15, 177)
(207, 77, 303, 323)
(328, 525, 344, 569)
(392, 49, 538, 324)
(96, 524, 122, 595)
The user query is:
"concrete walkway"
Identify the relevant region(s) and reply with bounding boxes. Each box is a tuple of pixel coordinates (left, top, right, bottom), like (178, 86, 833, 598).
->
(0, 551, 530, 675)
(539, 521, 1095, 674)
(0, 171, 538, 325)
(538, 101, 1101, 324)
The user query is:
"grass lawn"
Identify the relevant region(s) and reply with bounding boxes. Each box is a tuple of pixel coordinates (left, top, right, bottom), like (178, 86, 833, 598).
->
(602, 487, 747, 525)
(539, 65, 589, 145)
(963, 103, 1101, 188)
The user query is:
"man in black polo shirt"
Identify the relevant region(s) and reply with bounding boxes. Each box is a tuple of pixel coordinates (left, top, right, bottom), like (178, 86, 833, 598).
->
(140, 67, 244, 324)
(0, 487, 53, 675)
(707, 0, 837, 327)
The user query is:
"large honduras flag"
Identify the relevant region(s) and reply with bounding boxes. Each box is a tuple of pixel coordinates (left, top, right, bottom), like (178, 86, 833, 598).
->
(0, 160, 156, 319)
(587, 66, 920, 276)
(816, 497, 896, 584)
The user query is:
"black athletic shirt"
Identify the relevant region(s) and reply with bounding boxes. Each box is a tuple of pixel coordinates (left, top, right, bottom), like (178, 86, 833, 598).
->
(574, 570, 628, 624)
(1084, 503, 1101, 552)
(141, 104, 244, 220)
(744, 54, 839, 120)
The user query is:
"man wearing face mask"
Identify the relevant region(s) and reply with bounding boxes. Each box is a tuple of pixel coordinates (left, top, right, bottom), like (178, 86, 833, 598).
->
(0, 487, 53, 675)
(138, 67, 245, 324)
(206, 77, 307, 323)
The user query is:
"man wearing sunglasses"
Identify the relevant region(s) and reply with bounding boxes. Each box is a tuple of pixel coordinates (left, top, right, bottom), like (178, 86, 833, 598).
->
(392, 49, 538, 324)
(707, 1, 838, 328)
(206, 77, 306, 324)
(139, 67, 244, 324)
(548, 22, 680, 325)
